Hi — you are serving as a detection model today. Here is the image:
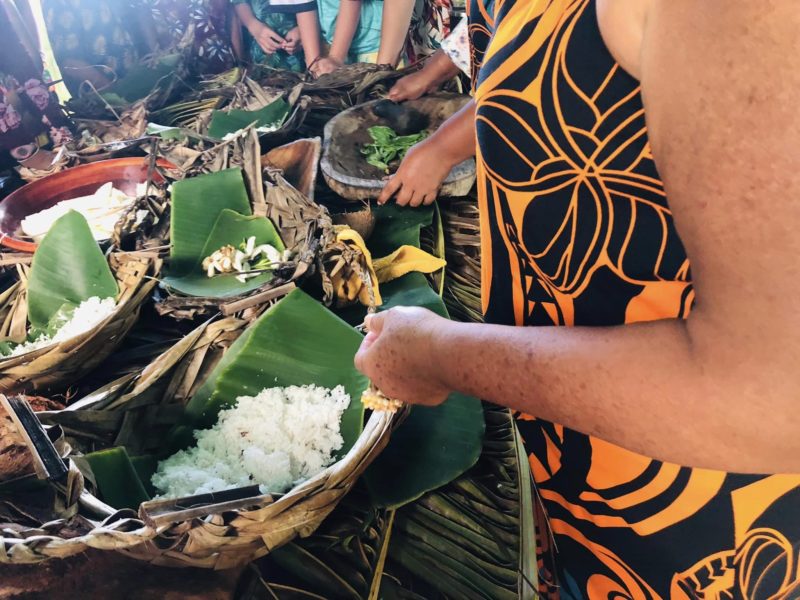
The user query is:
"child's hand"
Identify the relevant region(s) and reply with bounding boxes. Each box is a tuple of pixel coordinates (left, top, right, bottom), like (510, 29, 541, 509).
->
(310, 56, 343, 77)
(282, 27, 302, 54)
(249, 22, 286, 54)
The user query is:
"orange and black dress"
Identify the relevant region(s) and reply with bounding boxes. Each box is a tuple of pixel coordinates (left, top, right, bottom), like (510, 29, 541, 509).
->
(468, 0, 800, 597)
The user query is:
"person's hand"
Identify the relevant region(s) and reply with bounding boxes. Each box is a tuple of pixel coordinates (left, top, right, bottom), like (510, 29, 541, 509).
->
(378, 136, 454, 206)
(310, 56, 343, 77)
(282, 27, 302, 54)
(249, 22, 286, 55)
(388, 70, 432, 102)
(355, 307, 451, 406)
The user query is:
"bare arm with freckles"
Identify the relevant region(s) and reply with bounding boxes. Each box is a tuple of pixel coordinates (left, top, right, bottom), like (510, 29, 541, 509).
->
(357, 1, 800, 473)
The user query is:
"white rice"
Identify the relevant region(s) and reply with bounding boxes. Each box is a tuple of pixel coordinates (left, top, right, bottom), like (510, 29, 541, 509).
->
(152, 384, 351, 498)
(9, 296, 117, 357)
(21, 182, 143, 242)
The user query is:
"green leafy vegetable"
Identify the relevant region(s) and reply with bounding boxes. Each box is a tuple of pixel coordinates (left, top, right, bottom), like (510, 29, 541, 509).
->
(27, 211, 118, 328)
(361, 126, 428, 173)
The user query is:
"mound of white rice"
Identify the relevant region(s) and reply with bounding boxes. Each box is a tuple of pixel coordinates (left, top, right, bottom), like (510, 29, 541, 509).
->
(152, 384, 351, 498)
(9, 296, 117, 357)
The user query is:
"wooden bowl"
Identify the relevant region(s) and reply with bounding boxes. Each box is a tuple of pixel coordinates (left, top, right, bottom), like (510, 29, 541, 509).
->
(0, 158, 166, 253)
(320, 93, 477, 202)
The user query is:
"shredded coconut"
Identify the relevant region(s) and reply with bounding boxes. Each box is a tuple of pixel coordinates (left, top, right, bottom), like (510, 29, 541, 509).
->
(9, 296, 117, 357)
(152, 385, 351, 498)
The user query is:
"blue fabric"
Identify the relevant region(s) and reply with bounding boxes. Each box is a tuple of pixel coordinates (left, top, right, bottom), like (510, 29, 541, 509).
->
(317, 0, 383, 59)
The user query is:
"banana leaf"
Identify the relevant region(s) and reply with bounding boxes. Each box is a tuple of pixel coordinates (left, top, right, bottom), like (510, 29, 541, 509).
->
(365, 392, 484, 508)
(103, 54, 181, 104)
(207, 98, 290, 140)
(333, 204, 484, 507)
(27, 211, 118, 328)
(163, 209, 285, 298)
(82, 446, 150, 510)
(183, 289, 366, 455)
(168, 168, 251, 276)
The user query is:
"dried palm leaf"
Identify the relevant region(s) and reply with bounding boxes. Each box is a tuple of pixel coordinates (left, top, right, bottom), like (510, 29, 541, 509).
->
(245, 406, 538, 600)
(441, 197, 483, 323)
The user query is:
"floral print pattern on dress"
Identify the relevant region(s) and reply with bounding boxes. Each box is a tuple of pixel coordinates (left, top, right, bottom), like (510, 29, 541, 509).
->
(440, 16, 469, 76)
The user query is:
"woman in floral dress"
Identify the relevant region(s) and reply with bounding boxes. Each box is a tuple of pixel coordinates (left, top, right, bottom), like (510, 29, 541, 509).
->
(143, 0, 236, 75)
(0, 0, 72, 168)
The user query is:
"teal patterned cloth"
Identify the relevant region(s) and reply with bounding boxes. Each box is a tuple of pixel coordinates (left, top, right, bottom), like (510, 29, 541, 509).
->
(232, 0, 305, 71)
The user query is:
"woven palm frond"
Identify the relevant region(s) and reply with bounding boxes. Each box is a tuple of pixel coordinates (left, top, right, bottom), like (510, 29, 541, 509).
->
(0, 313, 405, 568)
(441, 197, 483, 323)
(0, 254, 160, 395)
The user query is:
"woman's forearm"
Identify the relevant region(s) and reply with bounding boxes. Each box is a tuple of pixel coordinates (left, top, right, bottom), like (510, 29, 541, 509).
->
(296, 10, 322, 65)
(429, 312, 788, 473)
(420, 50, 461, 88)
(428, 99, 477, 166)
(329, 0, 361, 62)
(376, 0, 414, 66)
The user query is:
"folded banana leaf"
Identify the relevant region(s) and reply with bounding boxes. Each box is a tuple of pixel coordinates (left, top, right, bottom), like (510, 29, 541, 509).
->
(207, 97, 290, 140)
(326, 203, 485, 508)
(26, 211, 118, 328)
(163, 168, 285, 299)
(183, 288, 367, 454)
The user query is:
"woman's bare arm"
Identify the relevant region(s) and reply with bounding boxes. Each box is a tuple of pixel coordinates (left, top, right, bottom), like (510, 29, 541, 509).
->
(357, 0, 800, 473)
(378, 99, 476, 206)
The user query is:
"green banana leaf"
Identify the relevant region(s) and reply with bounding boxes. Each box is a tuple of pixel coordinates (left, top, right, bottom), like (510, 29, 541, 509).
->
(27, 211, 118, 328)
(384, 406, 538, 599)
(341, 203, 484, 508)
(183, 289, 366, 455)
(207, 97, 290, 140)
(368, 204, 434, 257)
(163, 209, 285, 298)
(365, 393, 484, 508)
(83, 446, 150, 510)
(168, 168, 251, 276)
(103, 54, 180, 104)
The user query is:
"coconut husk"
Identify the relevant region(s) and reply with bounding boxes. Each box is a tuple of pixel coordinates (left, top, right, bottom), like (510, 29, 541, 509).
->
(332, 205, 376, 241)
(0, 253, 161, 395)
(262, 137, 321, 200)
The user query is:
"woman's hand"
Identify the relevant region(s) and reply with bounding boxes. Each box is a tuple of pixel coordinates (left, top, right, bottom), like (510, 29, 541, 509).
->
(282, 27, 302, 54)
(378, 136, 455, 206)
(355, 307, 451, 406)
(388, 70, 434, 102)
(310, 56, 343, 77)
(249, 22, 286, 55)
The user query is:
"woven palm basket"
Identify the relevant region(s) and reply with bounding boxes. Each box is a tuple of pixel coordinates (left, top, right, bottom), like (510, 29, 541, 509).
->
(0, 253, 159, 394)
(0, 314, 405, 568)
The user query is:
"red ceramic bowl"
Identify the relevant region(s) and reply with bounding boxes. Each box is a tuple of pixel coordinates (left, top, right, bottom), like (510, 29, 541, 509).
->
(0, 157, 169, 253)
